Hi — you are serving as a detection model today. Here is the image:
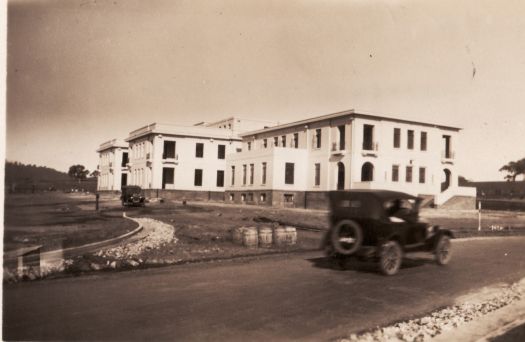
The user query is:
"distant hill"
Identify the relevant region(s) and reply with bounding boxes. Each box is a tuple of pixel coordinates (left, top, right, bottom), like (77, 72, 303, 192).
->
(5, 161, 97, 193)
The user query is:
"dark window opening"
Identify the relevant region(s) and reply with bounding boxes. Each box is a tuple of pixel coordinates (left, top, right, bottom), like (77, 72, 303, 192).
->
(443, 135, 452, 158)
(393, 128, 401, 148)
(337, 162, 345, 190)
(284, 194, 294, 203)
(406, 166, 413, 182)
(247, 142, 252, 151)
(162, 168, 174, 189)
(194, 169, 203, 186)
(338, 125, 345, 150)
(315, 129, 322, 148)
(281, 135, 286, 147)
(195, 143, 204, 158)
(419, 167, 426, 184)
(314, 163, 321, 187)
(242, 165, 247, 185)
(231, 166, 235, 186)
(218, 145, 226, 159)
(262, 162, 267, 185)
(263, 139, 267, 148)
(121, 152, 129, 167)
(421, 132, 427, 151)
(407, 130, 414, 150)
(361, 162, 374, 181)
(216, 170, 224, 187)
(274, 137, 278, 147)
(249, 164, 254, 185)
(260, 193, 266, 202)
(293, 133, 299, 148)
(163, 141, 176, 159)
(248, 193, 254, 201)
(363, 125, 374, 150)
(392, 165, 399, 182)
(285, 163, 295, 184)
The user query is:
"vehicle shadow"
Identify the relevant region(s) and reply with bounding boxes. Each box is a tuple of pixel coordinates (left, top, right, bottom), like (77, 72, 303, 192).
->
(307, 255, 434, 274)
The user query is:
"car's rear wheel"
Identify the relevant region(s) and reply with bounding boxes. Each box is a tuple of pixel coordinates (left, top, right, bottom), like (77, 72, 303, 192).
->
(435, 235, 452, 265)
(379, 240, 402, 276)
(330, 220, 363, 255)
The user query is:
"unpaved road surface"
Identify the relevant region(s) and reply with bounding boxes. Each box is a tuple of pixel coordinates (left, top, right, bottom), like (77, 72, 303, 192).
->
(4, 237, 525, 341)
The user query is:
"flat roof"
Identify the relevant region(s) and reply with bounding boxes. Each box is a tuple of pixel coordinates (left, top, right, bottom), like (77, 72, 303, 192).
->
(240, 109, 461, 137)
(126, 122, 242, 142)
(96, 138, 128, 152)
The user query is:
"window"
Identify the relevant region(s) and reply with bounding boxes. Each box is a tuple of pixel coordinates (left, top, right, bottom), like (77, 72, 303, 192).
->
(274, 137, 278, 147)
(285, 163, 295, 184)
(419, 167, 426, 184)
(218, 145, 226, 159)
(263, 138, 268, 148)
(293, 133, 299, 148)
(247, 142, 252, 151)
(338, 125, 345, 150)
(406, 166, 413, 182)
(229, 193, 234, 201)
(420, 132, 427, 151)
(163, 141, 176, 159)
(393, 128, 401, 148)
(216, 170, 224, 187)
(315, 129, 322, 148)
(248, 193, 254, 201)
(443, 135, 452, 158)
(314, 163, 321, 186)
(392, 165, 399, 182)
(231, 166, 235, 186)
(121, 152, 129, 167)
(284, 194, 294, 203)
(194, 169, 203, 186)
(262, 162, 267, 185)
(363, 125, 374, 150)
(241, 194, 246, 202)
(407, 130, 414, 150)
(361, 162, 374, 181)
(260, 193, 266, 202)
(196, 143, 204, 158)
(281, 135, 286, 147)
(242, 164, 247, 185)
(249, 164, 254, 185)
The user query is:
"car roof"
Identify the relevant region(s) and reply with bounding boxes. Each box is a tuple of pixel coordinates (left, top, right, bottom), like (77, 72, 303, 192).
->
(339, 189, 418, 202)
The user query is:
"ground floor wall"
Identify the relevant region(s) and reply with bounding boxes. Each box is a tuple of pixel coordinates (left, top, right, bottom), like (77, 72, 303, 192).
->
(143, 189, 225, 202)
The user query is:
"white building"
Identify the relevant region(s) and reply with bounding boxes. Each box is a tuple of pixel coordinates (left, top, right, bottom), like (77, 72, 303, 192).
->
(96, 139, 129, 191)
(225, 109, 476, 209)
(122, 118, 276, 200)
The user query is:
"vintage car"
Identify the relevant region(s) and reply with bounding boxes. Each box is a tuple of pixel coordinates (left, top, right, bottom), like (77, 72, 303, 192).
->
(322, 190, 453, 275)
(120, 186, 146, 207)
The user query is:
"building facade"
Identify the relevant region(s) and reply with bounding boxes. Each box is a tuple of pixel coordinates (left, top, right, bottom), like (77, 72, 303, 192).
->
(225, 110, 476, 208)
(124, 123, 242, 195)
(96, 139, 129, 191)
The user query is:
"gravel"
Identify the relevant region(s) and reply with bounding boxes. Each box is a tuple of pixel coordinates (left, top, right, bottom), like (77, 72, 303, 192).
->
(340, 278, 525, 342)
(97, 218, 176, 259)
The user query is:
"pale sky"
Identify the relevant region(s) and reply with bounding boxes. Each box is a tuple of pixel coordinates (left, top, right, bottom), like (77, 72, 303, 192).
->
(6, 0, 525, 181)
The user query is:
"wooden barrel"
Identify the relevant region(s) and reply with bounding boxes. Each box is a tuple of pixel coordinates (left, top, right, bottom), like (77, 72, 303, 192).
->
(258, 226, 273, 248)
(232, 227, 246, 245)
(273, 226, 287, 247)
(242, 227, 258, 248)
(285, 226, 297, 246)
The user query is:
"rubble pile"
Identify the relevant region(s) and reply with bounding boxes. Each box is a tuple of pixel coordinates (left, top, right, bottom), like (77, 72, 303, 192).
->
(341, 278, 525, 342)
(98, 218, 176, 259)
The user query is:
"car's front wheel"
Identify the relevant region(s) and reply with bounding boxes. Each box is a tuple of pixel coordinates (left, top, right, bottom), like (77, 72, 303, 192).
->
(435, 235, 452, 265)
(330, 220, 363, 255)
(379, 240, 403, 276)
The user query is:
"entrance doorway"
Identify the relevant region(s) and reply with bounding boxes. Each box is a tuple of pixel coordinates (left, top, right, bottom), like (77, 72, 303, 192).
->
(162, 168, 174, 189)
(441, 169, 451, 192)
(337, 162, 345, 190)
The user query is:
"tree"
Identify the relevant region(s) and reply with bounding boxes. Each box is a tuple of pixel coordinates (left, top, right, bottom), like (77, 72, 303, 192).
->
(68, 165, 89, 183)
(499, 158, 525, 181)
(90, 170, 100, 178)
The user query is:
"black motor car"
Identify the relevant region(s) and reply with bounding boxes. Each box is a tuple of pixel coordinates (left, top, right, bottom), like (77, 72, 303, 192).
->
(322, 190, 453, 275)
(120, 186, 146, 207)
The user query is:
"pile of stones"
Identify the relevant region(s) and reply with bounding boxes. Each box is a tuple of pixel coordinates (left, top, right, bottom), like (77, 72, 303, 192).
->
(341, 279, 525, 342)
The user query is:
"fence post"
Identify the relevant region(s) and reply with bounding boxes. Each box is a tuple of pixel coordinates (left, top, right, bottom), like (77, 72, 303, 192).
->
(478, 201, 481, 231)
(95, 193, 100, 211)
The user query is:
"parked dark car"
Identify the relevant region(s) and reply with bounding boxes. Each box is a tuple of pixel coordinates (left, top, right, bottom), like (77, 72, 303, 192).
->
(120, 186, 146, 207)
(322, 190, 453, 275)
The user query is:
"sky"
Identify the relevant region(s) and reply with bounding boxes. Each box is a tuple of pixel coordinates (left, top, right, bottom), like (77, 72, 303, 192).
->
(5, 0, 525, 181)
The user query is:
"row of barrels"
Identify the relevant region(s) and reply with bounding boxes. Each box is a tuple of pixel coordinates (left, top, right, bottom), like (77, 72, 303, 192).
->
(232, 226, 297, 248)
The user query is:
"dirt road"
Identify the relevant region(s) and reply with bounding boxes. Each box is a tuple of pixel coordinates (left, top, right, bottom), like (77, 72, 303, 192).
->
(4, 237, 525, 341)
